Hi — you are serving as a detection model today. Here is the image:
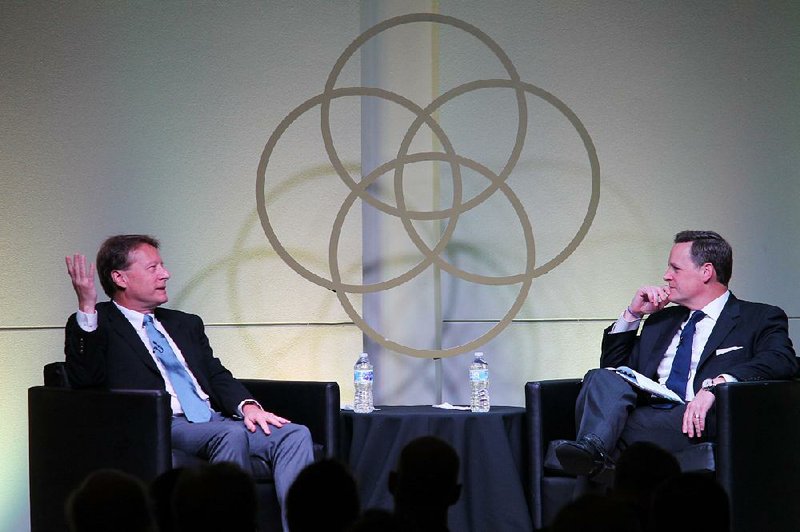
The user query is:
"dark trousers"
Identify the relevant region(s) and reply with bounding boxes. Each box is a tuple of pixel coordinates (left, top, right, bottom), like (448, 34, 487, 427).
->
(575, 368, 712, 457)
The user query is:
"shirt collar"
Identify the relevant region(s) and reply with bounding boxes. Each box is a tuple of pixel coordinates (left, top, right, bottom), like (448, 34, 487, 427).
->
(113, 300, 153, 329)
(697, 290, 730, 324)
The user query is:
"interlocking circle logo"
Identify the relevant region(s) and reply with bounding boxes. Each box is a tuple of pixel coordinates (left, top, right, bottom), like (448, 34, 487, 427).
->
(257, 13, 600, 358)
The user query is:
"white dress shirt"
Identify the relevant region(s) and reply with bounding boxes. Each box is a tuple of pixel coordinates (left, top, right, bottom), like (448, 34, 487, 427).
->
(610, 291, 735, 401)
(77, 302, 212, 416)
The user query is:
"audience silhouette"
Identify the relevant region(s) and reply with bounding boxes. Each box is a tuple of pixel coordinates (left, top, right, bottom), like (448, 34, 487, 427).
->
(148, 467, 186, 532)
(388, 436, 461, 532)
(347, 508, 407, 532)
(286, 458, 361, 532)
(551, 493, 642, 532)
(612, 442, 681, 529)
(171, 462, 257, 532)
(63, 432, 733, 532)
(65, 469, 156, 532)
(649, 472, 730, 532)
(550, 442, 731, 532)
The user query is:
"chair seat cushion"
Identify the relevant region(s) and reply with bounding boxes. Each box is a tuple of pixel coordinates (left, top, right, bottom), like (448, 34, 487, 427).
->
(545, 439, 716, 475)
(672, 442, 715, 473)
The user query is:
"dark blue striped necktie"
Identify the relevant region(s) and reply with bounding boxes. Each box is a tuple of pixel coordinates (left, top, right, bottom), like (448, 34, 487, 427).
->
(665, 310, 706, 400)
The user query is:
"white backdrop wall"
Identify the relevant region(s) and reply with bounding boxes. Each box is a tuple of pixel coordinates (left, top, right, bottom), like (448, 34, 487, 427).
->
(1, 1, 798, 529)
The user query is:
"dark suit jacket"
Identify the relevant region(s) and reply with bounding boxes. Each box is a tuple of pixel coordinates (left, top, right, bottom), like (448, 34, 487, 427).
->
(600, 293, 798, 395)
(65, 301, 251, 417)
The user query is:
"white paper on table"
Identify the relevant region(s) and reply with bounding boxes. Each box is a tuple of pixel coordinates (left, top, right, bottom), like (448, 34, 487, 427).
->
(432, 402, 471, 410)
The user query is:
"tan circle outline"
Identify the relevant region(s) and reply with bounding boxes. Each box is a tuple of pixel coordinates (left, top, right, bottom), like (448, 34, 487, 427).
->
(320, 13, 527, 222)
(256, 13, 600, 358)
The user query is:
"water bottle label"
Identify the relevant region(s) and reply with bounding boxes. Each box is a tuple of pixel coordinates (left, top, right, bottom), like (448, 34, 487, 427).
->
(354, 369, 373, 383)
(470, 369, 488, 382)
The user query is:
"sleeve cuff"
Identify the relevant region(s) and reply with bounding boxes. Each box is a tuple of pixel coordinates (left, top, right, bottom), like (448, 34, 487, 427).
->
(238, 399, 263, 417)
(76, 310, 98, 332)
(610, 310, 641, 334)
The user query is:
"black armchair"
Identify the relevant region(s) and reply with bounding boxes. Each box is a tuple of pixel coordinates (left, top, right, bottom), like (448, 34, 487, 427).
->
(28, 362, 340, 532)
(525, 378, 800, 532)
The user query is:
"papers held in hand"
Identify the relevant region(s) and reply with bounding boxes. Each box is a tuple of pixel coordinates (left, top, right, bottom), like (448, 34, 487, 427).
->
(608, 366, 685, 404)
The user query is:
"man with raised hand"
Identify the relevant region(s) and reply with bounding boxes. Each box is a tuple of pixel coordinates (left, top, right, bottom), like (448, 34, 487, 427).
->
(65, 234, 313, 527)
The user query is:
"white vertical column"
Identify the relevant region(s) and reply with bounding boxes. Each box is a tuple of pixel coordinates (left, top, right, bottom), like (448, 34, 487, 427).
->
(360, 0, 441, 405)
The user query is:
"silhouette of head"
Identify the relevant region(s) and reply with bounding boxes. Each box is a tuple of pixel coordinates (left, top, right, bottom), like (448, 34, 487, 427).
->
(347, 508, 407, 532)
(148, 467, 186, 532)
(66, 469, 155, 532)
(650, 473, 730, 532)
(613, 441, 680, 526)
(287, 459, 360, 532)
(389, 436, 461, 529)
(552, 493, 642, 532)
(172, 463, 257, 532)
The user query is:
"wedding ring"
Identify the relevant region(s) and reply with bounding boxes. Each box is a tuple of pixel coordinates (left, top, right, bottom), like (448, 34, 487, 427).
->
(693, 414, 700, 419)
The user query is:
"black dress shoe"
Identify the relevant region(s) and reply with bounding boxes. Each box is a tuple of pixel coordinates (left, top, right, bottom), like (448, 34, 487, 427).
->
(555, 435, 613, 477)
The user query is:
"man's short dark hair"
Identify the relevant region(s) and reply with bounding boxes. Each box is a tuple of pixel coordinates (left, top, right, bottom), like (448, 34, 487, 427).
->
(674, 230, 732, 286)
(96, 234, 160, 298)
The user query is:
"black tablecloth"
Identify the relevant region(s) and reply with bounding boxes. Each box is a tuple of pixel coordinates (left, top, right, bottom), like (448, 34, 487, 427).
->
(341, 406, 533, 532)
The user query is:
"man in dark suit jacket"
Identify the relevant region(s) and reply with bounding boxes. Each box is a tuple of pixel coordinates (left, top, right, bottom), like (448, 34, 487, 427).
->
(64, 234, 314, 526)
(556, 230, 797, 477)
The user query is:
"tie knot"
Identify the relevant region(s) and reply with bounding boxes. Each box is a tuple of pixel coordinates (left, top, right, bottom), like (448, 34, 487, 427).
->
(689, 310, 706, 325)
(143, 314, 154, 326)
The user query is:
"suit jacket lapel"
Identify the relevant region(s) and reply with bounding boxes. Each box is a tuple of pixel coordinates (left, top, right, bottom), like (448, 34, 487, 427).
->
(155, 308, 189, 361)
(641, 307, 688, 378)
(105, 302, 161, 375)
(698, 294, 740, 369)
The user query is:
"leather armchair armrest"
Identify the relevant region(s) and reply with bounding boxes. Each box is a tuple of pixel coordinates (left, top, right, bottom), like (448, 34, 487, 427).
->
(239, 379, 341, 459)
(713, 379, 800, 530)
(525, 379, 582, 447)
(524, 378, 582, 530)
(28, 385, 171, 532)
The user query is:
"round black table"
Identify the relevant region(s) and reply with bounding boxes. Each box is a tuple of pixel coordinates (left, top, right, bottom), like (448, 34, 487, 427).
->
(341, 405, 533, 532)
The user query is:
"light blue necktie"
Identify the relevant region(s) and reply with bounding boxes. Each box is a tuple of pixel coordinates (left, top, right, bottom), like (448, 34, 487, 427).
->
(143, 314, 211, 422)
(665, 310, 706, 400)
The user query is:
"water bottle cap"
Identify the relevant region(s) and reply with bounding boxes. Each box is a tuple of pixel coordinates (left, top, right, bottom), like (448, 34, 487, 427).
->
(475, 351, 484, 357)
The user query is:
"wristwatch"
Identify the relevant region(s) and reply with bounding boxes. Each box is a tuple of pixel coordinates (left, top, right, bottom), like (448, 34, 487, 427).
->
(701, 378, 716, 392)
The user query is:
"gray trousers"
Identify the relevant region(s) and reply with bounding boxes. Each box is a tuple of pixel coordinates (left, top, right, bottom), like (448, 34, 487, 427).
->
(171, 412, 314, 524)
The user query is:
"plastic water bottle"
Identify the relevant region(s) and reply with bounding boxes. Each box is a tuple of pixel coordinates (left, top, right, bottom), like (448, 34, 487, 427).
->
(470, 352, 490, 412)
(353, 352, 374, 413)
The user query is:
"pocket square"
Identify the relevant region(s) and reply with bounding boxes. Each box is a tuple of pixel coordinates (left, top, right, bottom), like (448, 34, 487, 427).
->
(715, 346, 743, 356)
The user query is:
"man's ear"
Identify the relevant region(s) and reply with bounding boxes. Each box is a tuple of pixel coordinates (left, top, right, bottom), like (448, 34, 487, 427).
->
(701, 262, 716, 283)
(110, 270, 127, 290)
